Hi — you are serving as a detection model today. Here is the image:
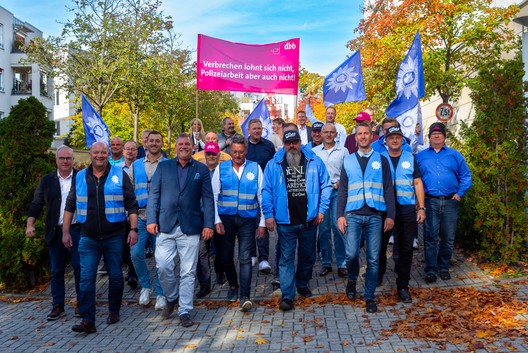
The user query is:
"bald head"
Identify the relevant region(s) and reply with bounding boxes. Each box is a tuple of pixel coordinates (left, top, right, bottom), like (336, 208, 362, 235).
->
(90, 142, 110, 170)
(110, 137, 124, 160)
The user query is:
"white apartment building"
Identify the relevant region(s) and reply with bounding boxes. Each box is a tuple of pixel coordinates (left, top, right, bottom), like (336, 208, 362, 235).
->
(0, 5, 53, 122)
(233, 91, 295, 123)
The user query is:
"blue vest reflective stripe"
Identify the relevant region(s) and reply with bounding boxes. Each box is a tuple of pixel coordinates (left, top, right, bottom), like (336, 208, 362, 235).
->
(386, 151, 415, 205)
(75, 165, 126, 223)
(218, 160, 259, 218)
(344, 152, 386, 212)
(133, 157, 167, 208)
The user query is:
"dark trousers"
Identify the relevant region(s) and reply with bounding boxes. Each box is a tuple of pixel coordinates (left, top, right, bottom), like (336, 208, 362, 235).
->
(123, 222, 136, 278)
(212, 232, 224, 277)
(394, 212, 416, 289)
(196, 237, 211, 287)
(49, 225, 81, 307)
(218, 215, 256, 299)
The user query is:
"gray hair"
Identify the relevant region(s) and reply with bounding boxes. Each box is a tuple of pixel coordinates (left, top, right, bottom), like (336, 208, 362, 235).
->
(56, 145, 73, 155)
(230, 134, 248, 148)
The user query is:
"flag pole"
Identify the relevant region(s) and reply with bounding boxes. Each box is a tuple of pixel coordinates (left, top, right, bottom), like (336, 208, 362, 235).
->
(195, 89, 199, 120)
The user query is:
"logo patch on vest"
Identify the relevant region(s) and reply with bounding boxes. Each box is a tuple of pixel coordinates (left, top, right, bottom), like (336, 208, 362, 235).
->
(371, 161, 381, 170)
(112, 175, 119, 184)
(401, 161, 411, 169)
(246, 172, 255, 181)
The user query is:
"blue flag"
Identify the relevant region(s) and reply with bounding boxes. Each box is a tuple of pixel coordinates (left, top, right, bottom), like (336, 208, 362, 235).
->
(385, 31, 425, 118)
(397, 102, 424, 146)
(323, 50, 366, 107)
(241, 98, 273, 139)
(82, 94, 110, 148)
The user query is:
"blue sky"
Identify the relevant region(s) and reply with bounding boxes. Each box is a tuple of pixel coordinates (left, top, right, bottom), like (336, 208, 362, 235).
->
(1, 0, 364, 75)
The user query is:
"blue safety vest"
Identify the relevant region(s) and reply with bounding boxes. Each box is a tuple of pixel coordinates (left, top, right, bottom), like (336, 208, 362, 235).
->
(217, 160, 259, 218)
(132, 157, 167, 208)
(385, 151, 415, 205)
(344, 152, 386, 212)
(75, 165, 126, 223)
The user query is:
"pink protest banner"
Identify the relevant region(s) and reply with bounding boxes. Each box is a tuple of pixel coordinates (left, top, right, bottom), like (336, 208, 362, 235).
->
(197, 34, 300, 95)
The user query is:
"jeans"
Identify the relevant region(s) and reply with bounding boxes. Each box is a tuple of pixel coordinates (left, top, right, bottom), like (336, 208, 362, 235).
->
(130, 219, 163, 295)
(345, 214, 382, 300)
(78, 235, 124, 323)
(277, 223, 317, 301)
(156, 225, 200, 316)
(318, 189, 346, 268)
(49, 225, 81, 307)
(218, 214, 256, 299)
(424, 197, 460, 274)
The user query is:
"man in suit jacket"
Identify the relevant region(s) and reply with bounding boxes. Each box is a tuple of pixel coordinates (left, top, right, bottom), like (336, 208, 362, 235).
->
(26, 146, 81, 321)
(296, 110, 312, 145)
(146, 133, 214, 327)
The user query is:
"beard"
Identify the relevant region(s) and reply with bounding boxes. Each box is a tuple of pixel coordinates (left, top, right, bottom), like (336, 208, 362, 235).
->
(286, 148, 301, 168)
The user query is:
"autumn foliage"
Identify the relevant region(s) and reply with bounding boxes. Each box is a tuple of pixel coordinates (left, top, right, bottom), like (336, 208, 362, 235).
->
(349, 0, 519, 109)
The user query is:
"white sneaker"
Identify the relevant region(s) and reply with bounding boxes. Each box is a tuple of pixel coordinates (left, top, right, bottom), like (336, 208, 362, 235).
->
(139, 287, 151, 305)
(251, 257, 257, 267)
(388, 236, 394, 245)
(155, 295, 167, 311)
(413, 238, 419, 250)
(259, 260, 272, 274)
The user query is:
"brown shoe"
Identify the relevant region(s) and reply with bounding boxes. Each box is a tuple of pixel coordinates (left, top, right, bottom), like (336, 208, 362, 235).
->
(72, 320, 96, 333)
(319, 267, 333, 276)
(161, 299, 177, 320)
(337, 268, 348, 278)
(47, 304, 65, 321)
(106, 312, 120, 325)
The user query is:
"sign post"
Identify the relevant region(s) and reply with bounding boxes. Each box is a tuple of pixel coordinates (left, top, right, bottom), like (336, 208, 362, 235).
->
(436, 103, 454, 122)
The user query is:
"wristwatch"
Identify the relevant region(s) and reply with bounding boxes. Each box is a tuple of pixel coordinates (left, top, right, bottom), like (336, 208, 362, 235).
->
(130, 228, 139, 232)
(418, 207, 426, 211)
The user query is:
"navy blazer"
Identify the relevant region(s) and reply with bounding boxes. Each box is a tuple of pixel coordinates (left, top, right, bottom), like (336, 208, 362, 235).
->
(27, 169, 78, 244)
(146, 158, 214, 234)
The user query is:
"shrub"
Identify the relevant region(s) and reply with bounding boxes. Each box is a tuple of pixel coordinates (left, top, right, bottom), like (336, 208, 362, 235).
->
(457, 52, 528, 264)
(0, 96, 55, 289)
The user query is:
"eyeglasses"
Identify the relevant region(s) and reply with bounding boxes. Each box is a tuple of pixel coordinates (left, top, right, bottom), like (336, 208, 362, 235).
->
(284, 140, 300, 146)
(231, 150, 246, 155)
(57, 157, 73, 161)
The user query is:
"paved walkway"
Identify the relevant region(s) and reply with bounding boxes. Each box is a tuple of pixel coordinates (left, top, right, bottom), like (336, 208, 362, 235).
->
(1, 230, 527, 352)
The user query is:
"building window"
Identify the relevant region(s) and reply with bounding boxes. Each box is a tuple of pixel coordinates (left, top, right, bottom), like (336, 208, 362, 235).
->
(40, 71, 49, 97)
(13, 68, 32, 94)
(0, 112, 4, 120)
(55, 89, 60, 105)
(0, 68, 4, 92)
(55, 121, 60, 136)
(0, 24, 3, 49)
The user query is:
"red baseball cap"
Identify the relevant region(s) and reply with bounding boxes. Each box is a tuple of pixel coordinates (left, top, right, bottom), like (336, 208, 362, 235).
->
(204, 142, 220, 154)
(355, 112, 372, 122)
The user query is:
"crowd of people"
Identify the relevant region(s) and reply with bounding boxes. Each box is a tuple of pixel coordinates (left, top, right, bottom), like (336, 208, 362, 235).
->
(26, 104, 472, 333)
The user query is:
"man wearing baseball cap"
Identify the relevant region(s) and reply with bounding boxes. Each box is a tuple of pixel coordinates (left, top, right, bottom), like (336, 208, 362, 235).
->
(262, 130, 332, 311)
(306, 121, 324, 149)
(379, 126, 426, 302)
(195, 142, 228, 298)
(416, 122, 472, 284)
(344, 111, 380, 154)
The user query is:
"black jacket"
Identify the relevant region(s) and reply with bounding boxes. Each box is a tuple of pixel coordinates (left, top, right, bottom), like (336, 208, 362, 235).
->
(27, 169, 78, 244)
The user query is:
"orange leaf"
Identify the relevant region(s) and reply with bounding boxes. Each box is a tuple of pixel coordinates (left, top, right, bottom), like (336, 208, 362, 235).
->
(255, 337, 269, 345)
(185, 344, 196, 348)
(341, 339, 350, 346)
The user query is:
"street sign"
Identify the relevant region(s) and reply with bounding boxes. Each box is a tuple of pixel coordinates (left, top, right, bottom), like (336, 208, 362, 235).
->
(436, 103, 453, 122)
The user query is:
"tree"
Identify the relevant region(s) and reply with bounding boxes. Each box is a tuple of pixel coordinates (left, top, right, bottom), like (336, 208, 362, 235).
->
(0, 97, 55, 288)
(117, 0, 174, 142)
(349, 0, 519, 109)
(25, 0, 130, 117)
(456, 52, 528, 264)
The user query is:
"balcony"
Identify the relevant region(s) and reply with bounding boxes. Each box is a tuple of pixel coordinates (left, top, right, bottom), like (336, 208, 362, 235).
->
(12, 79, 32, 95)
